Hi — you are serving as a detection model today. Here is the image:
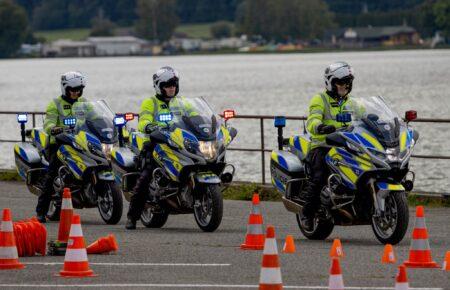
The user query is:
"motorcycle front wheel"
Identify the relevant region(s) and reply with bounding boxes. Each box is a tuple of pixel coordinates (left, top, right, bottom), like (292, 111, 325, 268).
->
(194, 184, 223, 232)
(371, 191, 409, 245)
(97, 181, 123, 225)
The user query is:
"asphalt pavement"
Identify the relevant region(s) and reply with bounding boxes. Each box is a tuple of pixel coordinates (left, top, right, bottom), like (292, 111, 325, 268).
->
(0, 181, 448, 289)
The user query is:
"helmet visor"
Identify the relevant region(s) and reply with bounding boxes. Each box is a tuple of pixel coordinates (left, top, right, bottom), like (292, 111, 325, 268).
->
(161, 78, 178, 88)
(334, 76, 353, 86)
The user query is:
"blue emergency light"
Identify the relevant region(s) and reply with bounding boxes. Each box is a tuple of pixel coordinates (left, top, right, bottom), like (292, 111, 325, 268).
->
(158, 113, 173, 122)
(114, 116, 126, 126)
(17, 113, 28, 124)
(274, 116, 286, 128)
(63, 117, 77, 127)
(336, 113, 352, 123)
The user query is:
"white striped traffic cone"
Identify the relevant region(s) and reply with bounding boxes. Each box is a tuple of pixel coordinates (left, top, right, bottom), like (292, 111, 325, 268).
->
(58, 214, 96, 277)
(259, 225, 282, 290)
(0, 208, 24, 270)
(57, 188, 74, 243)
(241, 193, 265, 250)
(328, 258, 344, 290)
(395, 265, 409, 290)
(403, 206, 439, 268)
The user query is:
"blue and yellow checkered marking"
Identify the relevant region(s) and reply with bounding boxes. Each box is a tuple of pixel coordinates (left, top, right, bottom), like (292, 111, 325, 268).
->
(377, 182, 405, 191)
(153, 144, 183, 181)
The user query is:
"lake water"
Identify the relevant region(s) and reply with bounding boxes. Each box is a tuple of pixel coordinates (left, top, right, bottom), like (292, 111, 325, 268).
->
(1, 50, 449, 192)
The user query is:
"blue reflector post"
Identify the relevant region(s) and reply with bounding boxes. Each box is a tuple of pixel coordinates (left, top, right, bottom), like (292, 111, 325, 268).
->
(274, 116, 286, 128)
(114, 116, 126, 126)
(63, 117, 77, 127)
(336, 113, 352, 123)
(17, 113, 28, 124)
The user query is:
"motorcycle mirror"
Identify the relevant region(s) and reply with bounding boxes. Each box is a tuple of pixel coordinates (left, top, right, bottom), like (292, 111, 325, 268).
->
(223, 110, 235, 121)
(125, 113, 135, 121)
(63, 117, 77, 128)
(228, 127, 237, 139)
(336, 113, 352, 123)
(17, 113, 28, 124)
(114, 116, 126, 126)
(405, 110, 417, 122)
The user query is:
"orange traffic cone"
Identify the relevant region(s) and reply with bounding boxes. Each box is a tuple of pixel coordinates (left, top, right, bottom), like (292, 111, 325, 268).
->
(259, 225, 282, 290)
(394, 265, 409, 290)
(58, 214, 96, 277)
(58, 188, 74, 243)
(30, 217, 47, 256)
(330, 239, 344, 258)
(241, 193, 265, 250)
(443, 251, 450, 271)
(87, 234, 119, 254)
(403, 206, 440, 268)
(328, 258, 344, 290)
(0, 209, 24, 270)
(282, 235, 296, 254)
(382, 244, 396, 264)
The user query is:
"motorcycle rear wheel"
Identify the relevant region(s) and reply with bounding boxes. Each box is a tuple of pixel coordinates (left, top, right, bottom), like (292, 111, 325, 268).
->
(296, 213, 334, 240)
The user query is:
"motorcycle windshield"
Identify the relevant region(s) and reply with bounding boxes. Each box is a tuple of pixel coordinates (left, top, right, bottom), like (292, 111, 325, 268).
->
(164, 97, 222, 141)
(72, 100, 118, 144)
(350, 96, 404, 147)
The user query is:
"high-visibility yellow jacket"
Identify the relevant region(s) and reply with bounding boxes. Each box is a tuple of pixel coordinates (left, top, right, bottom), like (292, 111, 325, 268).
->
(44, 96, 87, 144)
(138, 95, 195, 133)
(306, 91, 357, 149)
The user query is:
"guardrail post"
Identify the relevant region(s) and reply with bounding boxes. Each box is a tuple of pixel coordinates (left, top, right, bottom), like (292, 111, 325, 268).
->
(260, 118, 265, 184)
(32, 113, 36, 128)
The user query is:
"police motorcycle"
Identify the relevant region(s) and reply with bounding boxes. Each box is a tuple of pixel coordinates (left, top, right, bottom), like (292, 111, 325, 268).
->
(270, 96, 418, 244)
(111, 97, 237, 232)
(14, 100, 123, 224)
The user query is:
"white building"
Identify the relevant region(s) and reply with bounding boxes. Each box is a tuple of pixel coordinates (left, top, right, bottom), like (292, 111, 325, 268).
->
(87, 36, 147, 56)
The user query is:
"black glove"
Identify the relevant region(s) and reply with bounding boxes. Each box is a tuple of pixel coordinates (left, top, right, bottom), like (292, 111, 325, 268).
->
(145, 124, 158, 134)
(317, 124, 336, 134)
(50, 126, 64, 135)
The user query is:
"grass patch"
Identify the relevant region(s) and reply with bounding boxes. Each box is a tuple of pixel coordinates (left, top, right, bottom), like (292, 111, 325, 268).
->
(35, 28, 91, 42)
(407, 194, 450, 207)
(222, 182, 281, 201)
(0, 169, 22, 181)
(175, 23, 213, 39)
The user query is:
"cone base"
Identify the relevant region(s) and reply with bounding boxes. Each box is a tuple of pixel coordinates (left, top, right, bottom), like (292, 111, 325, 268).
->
(0, 262, 25, 270)
(59, 269, 97, 277)
(240, 243, 264, 250)
(259, 284, 283, 290)
(403, 261, 440, 268)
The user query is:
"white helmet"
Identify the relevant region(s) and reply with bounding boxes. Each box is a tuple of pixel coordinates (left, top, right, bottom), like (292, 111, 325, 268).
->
(60, 71, 86, 96)
(324, 62, 354, 94)
(153, 66, 180, 98)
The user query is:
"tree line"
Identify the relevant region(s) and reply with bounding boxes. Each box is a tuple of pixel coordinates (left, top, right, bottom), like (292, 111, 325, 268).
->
(1, 0, 449, 57)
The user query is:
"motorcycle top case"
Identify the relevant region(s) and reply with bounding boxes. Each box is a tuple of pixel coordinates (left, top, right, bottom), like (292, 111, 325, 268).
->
(270, 150, 305, 193)
(14, 142, 42, 180)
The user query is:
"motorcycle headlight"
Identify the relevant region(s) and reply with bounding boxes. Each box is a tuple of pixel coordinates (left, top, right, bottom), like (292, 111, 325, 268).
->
(386, 147, 400, 162)
(101, 143, 114, 160)
(198, 141, 218, 160)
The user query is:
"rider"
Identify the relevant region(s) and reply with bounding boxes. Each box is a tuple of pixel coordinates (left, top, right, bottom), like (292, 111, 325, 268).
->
(126, 66, 192, 230)
(38, 71, 87, 223)
(301, 62, 355, 231)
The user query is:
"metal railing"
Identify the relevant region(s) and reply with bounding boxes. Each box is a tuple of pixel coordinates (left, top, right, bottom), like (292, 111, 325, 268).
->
(2, 111, 450, 188)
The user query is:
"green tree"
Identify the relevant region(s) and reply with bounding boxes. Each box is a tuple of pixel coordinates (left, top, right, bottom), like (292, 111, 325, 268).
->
(433, 0, 450, 37)
(0, 0, 28, 57)
(211, 21, 232, 38)
(135, 0, 178, 41)
(236, 0, 334, 41)
(90, 9, 116, 36)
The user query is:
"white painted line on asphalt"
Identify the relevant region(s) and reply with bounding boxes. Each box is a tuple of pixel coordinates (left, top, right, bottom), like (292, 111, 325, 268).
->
(23, 262, 231, 267)
(0, 284, 443, 289)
